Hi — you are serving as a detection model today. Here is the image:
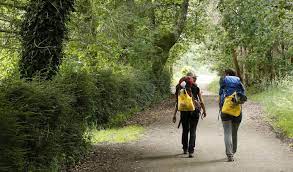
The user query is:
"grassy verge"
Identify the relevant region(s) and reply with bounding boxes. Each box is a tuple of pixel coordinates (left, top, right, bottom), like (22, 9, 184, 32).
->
(91, 125, 144, 144)
(207, 78, 219, 94)
(104, 108, 140, 128)
(250, 78, 293, 139)
(91, 110, 145, 144)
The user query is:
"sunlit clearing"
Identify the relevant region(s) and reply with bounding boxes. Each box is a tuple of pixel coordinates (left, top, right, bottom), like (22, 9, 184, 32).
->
(172, 44, 218, 92)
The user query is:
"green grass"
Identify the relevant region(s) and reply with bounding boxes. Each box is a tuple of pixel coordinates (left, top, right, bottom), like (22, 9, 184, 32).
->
(207, 78, 220, 94)
(90, 125, 144, 144)
(250, 78, 293, 138)
(106, 108, 140, 128)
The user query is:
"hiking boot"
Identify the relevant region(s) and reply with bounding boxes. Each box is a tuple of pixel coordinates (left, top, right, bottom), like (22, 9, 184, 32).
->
(188, 153, 194, 158)
(227, 156, 234, 162)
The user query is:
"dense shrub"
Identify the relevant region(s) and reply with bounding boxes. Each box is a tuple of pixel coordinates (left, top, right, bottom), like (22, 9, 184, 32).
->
(0, 66, 171, 171)
(92, 68, 156, 125)
(0, 78, 90, 171)
(251, 76, 293, 138)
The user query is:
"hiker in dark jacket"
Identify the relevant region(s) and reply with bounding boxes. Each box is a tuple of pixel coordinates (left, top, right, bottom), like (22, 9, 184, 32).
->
(219, 69, 245, 162)
(173, 72, 207, 158)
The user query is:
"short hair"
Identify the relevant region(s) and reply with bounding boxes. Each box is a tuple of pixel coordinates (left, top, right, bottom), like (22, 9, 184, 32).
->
(224, 69, 236, 76)
(186, 72, 194, 77)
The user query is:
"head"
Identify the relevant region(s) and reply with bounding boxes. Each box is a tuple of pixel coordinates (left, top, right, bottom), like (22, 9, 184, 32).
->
(186, 72, 197, 83)
(224, 69, 236, 76)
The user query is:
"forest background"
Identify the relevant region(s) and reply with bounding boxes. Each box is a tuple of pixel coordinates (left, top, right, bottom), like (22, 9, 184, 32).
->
(0, 0, 292, 171)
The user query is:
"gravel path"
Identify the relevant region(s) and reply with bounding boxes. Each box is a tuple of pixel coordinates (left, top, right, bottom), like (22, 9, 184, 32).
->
(71, 93, 293, 172)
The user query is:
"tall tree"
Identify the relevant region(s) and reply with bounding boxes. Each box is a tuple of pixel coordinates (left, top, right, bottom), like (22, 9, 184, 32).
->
(19, 0, 74, 80)
(213, 0, 293, 84)
(151, 0, 190, 79)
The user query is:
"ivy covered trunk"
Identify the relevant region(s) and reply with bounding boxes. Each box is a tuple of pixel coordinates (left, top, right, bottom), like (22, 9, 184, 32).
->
(19, 0, 74, 80)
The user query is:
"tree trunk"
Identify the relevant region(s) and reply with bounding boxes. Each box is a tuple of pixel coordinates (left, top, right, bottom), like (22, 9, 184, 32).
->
(19, 0, 74, 80)
(266, 48, 275, 81)
(232, 48, 243, 81)
(152, 0, 189, 78)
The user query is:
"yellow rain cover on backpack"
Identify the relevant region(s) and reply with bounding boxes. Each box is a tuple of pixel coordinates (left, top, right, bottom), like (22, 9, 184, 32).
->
(178, 89, 195, 111)
(222, 92, 241, 117)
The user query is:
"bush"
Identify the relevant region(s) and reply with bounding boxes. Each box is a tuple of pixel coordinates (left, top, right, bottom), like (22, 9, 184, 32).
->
(0, 78, 90, 171)
(84, 67, 160, 127)
(150, 69, 172, 101)
(251, 76, 293, 138)
(0, 65, 171, 171)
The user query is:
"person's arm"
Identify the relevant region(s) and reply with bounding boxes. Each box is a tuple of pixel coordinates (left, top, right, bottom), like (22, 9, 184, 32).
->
(198, 91, 207, 119)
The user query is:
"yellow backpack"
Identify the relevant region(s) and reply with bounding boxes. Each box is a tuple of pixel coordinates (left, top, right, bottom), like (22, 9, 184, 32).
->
(221, 92, 241, 116)
(178, 89, 195, 111)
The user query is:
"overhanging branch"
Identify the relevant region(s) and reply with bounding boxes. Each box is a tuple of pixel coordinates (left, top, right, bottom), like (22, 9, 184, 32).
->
(174, 0, 189, 40)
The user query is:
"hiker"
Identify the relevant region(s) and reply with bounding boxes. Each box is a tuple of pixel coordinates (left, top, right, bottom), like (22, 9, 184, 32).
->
(219, 69, 246, 162)
(173, 72, 207, 158)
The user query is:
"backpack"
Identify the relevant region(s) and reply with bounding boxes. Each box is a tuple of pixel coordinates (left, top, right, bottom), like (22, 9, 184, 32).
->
(177, 76, 195, 111)
(221, 76, 247, 116)
(233, 92, 247, 104)
(178, 76, 193, 95)
(222, 92, 241, 116)
(178, 88, 195, 111)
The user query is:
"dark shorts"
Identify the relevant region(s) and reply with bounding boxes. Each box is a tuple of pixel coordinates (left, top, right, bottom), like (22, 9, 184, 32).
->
(221, 112, 242, 123)
(180, 110, 200, 120)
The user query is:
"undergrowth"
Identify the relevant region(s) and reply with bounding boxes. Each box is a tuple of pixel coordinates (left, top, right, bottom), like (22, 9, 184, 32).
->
(0, 66, 171, 171)
(250, 76, 293, 138)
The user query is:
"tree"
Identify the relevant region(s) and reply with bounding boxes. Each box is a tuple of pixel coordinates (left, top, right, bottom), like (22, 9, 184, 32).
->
(66, 0, 194, 84)
(205, 0, 293, 85)
(19, 0, 75, 80)
(151, 0, 190, 79)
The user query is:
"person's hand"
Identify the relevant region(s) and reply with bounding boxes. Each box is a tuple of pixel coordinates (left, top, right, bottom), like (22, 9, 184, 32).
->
(172, 116, 176, 123)
(201, 111, 207, 119)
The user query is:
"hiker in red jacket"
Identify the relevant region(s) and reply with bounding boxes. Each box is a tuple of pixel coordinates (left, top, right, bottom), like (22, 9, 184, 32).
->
(173, 72, 207, 158)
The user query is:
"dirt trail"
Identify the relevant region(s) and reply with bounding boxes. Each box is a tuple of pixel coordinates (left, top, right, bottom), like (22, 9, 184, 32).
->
(71, 93, 293, 172)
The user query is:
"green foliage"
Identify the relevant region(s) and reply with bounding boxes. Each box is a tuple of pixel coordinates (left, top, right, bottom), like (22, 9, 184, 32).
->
(0, 49, 19, 80)
(207, 78, 220, 94)
(10, 0, 293, 170)
(0, 61, 170, 170)
(0, 78, 90, 171)
(91, 67, 157, 126)
(250, 76, 293, 138)
(19, 0, 74, 79)
(203, 0, 293, 84)
(1, 1, 174, 170)
(66, 0, 205, 83)
(0, 104, 26, 171)
(107, 111, 136, 129)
